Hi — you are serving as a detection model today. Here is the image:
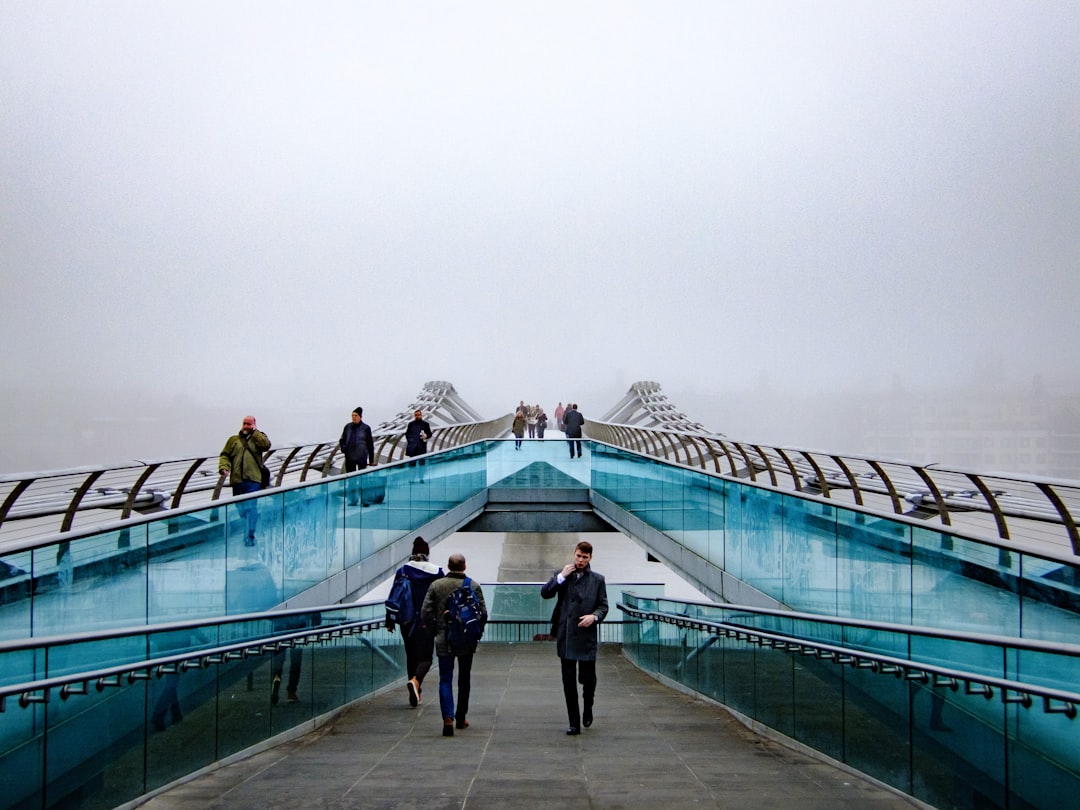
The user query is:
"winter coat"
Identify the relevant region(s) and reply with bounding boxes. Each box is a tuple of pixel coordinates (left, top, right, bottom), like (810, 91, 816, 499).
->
(405, 418, 431, 457)
(385, 558, 444, 632)
(219, 430, 271, 486)
(421, 571, 488, 657)
(339, 421, 375, 466)
(563, 408, 585, 438)
(541, 565, 608, 661)
(511, 414, 526, 438)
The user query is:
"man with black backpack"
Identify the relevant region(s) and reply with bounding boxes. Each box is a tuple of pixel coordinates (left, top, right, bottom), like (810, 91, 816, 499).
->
(420, 553, 487, 737)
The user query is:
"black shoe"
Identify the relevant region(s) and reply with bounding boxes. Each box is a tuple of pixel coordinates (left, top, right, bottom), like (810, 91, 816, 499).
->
(583, 707, 593, 728)
(456, 717, 469, 730)
(443, 718, 455, 737)
(566, 726, 580, 736)
(244, 533, 256, 547)
(152, 715, 166, 732)
(271, 675, 281, 705)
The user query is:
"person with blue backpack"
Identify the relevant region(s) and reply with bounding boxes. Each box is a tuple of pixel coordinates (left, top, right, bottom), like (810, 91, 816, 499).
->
(421, 552, 487, 737)
(385, 537, 444, 708)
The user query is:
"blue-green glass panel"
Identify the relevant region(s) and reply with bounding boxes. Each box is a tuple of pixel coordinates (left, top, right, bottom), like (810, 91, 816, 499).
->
(912, 527, 1019, 636)
(782, 496, 836, 613)
(0, 700, 43, 809)
(706, 477, 725, 571)
(834, 508, 909, 623)
(1009, 700, 1080, 810)
(282, 484, 330, 597)
(145, 662, 218, 791)
(48, 633, 147, 679)
(791, 651, 844, 762)
(755, 644, 793, 736)
(148, 506, 226, 622)
(0, 548, 32, 644)
(45, 683, 146, 810)
(912, 684, 1006, 810)
(33, 527, 150, 637)
(0, 646, 39, 689)
(842, 667, 910, 794)
(1017, 551, 1080, 646)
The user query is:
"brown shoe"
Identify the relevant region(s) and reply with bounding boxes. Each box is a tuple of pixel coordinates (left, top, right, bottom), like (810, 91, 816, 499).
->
(443, 717, 454, 737)
(455, 717, 469, 730)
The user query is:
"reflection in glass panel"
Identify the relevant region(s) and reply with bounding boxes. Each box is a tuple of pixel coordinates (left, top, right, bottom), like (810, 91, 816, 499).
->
(283, 484, 330, 597)
(1018, 551, 1080, 646)
(911, 527, 1019, 637)
(835, 509, 910, 624)
(32, 526, 150, 638)
(0, 548, 32, 644)
(149, 506, 226, 623)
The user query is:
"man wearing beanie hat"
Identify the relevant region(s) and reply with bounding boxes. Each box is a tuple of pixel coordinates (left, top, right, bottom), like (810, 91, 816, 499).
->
(339, 406, 376, 505)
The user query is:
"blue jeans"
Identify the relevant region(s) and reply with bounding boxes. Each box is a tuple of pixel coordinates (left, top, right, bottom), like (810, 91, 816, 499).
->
(438, 652, 474, 722)
(232, 480, 262, 540)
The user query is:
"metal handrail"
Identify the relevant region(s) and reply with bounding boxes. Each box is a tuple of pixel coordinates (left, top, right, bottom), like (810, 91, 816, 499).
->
(587, 421, 1080, 556)
(0, 413, 512, 539)
(0, 616, 384, 713)
(617, 603, 1080, 718)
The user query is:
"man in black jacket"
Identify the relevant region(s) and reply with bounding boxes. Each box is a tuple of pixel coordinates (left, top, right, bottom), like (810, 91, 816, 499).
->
(340, 406, 376, 506)
(563, 403, 584, 458)
(404, 409, 431, 482)
(541, 540, 608, 735)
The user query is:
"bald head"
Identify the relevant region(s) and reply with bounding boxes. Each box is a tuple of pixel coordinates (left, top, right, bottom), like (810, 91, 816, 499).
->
(447, 553, 466, 572)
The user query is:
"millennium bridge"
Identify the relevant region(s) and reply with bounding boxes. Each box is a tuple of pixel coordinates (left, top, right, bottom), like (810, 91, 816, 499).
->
(1, 381, 1078, 809)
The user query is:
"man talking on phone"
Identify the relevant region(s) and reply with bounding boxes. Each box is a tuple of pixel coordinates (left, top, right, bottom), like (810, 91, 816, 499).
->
(541, 540, 608, 735)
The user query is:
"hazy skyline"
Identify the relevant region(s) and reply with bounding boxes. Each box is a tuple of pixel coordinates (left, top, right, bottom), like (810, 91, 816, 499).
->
(3, 2, 1078, 472)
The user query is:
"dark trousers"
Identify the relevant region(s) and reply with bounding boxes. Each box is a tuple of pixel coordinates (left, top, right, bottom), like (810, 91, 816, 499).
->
(567, 438, 582, 458)
(404, 625, 435, 686)
(343, 459, 366, 504)
(438, 652, 474, 722)
(560, 657, 596, 726)
(272, 647, 303, 693)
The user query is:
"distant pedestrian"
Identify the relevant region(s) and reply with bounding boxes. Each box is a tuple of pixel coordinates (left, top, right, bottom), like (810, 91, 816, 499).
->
(386, 537, 444, 708)
(339, 406, 376, 505)
(536, 409, 548, 439)
(541, 540, 608, 735)
(527, 404, 538, 438)
(405, 409, 432, 457)
(554, 402, 565, 431)
(421, 553, 488, 736)
(404, 409, 432, 482)
(218, 415, 271, 545)
(563, 403, 584, 459)
(512, 410, 526, 450)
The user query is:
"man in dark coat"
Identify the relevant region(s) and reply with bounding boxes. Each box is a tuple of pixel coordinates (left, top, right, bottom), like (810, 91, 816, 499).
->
(563, 403, 584, 458)
(404, 409, 432, 482)
(404, 409, 432, 457)
(339, 406, 376, 471)
(541, 540, 608, 735)
(340, 406, 376, 506)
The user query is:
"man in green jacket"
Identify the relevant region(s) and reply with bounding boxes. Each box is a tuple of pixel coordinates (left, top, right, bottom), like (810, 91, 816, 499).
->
(219, 415, 271, 545)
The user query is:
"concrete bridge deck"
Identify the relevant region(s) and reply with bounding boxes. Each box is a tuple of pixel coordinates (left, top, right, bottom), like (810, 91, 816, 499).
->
(136, 643, 922, 809)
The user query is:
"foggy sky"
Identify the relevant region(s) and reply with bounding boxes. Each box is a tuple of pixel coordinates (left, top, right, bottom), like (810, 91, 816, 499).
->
(2, 2, 1079, 471)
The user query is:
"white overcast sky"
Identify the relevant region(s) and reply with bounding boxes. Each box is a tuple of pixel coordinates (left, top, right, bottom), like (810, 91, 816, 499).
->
(2, 1, 1078, 463)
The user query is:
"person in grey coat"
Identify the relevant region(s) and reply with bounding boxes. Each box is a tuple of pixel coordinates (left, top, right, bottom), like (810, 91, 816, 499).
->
(541, 540, 608, 735)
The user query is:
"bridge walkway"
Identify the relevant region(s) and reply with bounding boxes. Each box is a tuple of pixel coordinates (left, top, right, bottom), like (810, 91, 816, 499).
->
(137, 642, 922, 809)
